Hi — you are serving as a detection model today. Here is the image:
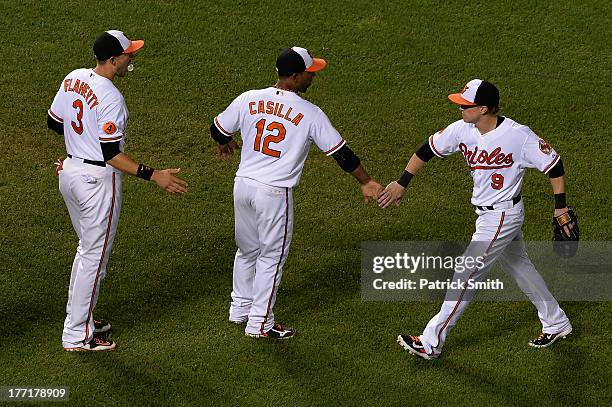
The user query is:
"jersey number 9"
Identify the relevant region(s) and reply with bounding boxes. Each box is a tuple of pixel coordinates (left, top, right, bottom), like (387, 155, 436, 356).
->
(491, 173, 504, 190)
(254, 119, 286, 158)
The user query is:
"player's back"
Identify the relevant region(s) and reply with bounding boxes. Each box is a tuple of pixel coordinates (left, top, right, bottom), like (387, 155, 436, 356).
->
(215, 87, 344, 188)
(49, 68, 126, 161)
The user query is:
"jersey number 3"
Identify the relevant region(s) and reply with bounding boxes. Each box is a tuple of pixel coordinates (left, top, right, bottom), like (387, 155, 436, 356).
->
(71, 99, 84, 135)
(254, 119, 286, 158)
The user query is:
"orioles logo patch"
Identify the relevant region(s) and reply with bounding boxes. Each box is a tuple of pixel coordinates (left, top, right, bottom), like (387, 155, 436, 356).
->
(539, 139, 552, 155)
(103, 121, 117, 135)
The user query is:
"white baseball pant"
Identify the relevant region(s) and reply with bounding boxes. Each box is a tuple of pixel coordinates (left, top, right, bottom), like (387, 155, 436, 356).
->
(420, 201, 571, 356)
(229, 177, 293, 335)
(59, 157, 122, 348)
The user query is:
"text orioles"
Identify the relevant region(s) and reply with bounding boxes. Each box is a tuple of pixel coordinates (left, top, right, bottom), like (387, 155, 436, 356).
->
(459, 143, 514, 170)
(249, 101, 304, 126)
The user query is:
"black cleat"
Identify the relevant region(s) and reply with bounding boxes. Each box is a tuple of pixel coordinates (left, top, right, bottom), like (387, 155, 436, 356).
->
(64, 337, 117, 352)
(529, 327, 572, 348)
(397, 335, 438, 360)
(246, 323, 296, 340)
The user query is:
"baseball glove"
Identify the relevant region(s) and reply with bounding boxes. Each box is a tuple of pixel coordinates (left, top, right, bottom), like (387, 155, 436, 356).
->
(552, 209, 579, 258)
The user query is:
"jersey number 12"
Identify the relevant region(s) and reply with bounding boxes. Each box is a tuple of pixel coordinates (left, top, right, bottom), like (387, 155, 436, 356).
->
(254, 119, 286, 158)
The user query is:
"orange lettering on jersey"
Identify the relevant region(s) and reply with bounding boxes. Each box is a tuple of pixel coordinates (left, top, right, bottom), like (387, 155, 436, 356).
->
(276, 103, 285, 117)
(89, 95, 99, 109)
(250, 99, 303, 126)
(70, 79, 81, 93)
(459, 143, 514, 170)
(64, 78, 99, 109)
(493, 152, 506, 165)
(291, 113, 304, 126)
(79, 82, 89, 97)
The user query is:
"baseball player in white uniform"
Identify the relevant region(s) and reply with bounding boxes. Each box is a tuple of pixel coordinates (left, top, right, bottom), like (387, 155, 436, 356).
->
(378, 79, 573, 359)
(211, 47, 383, 339)
(47, 30, 187, 351)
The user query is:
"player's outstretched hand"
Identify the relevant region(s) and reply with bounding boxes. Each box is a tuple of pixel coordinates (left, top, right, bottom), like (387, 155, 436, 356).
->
(217, 140, 240, 160)
(152, 168, 188, 195)
(378, 181, 406, 208)
(361, 179, 384, 204)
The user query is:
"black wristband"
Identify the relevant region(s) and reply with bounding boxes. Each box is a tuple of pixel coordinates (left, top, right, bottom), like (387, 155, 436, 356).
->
(397, 170, 414, 188)
(554, 193, 567, 209)
(137, 164, 154, 181)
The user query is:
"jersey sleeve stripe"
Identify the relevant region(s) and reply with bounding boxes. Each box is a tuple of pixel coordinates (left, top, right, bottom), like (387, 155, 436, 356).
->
(324, 139, 346, 156)
(48, 109, 63, 123)
(428, 134, 445, 158)
(99, 135, 123, 142)
(214, 117, 232, 137)
(543, 154, 560, 174)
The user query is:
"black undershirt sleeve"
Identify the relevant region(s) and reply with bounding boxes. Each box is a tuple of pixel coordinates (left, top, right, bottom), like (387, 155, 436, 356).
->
(331, 144, 361, 173)
(547, 158, 565, 178)
(100, 141, 121, 162)
(210, 122, 233, 145)
(47, 113, 63, 135)
(415, 139, 434, 162)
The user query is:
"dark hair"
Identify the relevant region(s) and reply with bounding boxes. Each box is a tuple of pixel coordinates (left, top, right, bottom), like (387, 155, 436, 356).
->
(487, 105, 500, 115)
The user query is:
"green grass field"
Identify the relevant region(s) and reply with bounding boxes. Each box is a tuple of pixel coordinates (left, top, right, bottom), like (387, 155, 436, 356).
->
(1, 0, 611, 405)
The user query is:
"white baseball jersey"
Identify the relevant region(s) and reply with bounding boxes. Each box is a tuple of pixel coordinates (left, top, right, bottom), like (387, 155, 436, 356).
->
(49, 68, 128, 161)
(49, 67, 129, 348)
(214, 87, 345, 187)
(428, 117, 560, 206)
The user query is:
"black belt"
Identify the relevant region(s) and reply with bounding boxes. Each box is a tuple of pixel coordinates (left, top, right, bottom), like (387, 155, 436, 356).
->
(476, 195, 521, 211)
(67, 154, 106, 167)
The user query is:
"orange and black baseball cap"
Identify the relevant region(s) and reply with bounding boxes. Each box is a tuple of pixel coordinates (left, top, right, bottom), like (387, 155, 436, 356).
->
(448, 79, 499, 108)
(93, 30, 144, 61)
(276, 47, 327, 76)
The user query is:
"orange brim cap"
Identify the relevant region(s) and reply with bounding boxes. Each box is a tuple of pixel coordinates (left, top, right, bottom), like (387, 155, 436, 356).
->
(124, 39, 144, 54)
(306, 58, 327, 72)
(448, 93, 476, 105)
